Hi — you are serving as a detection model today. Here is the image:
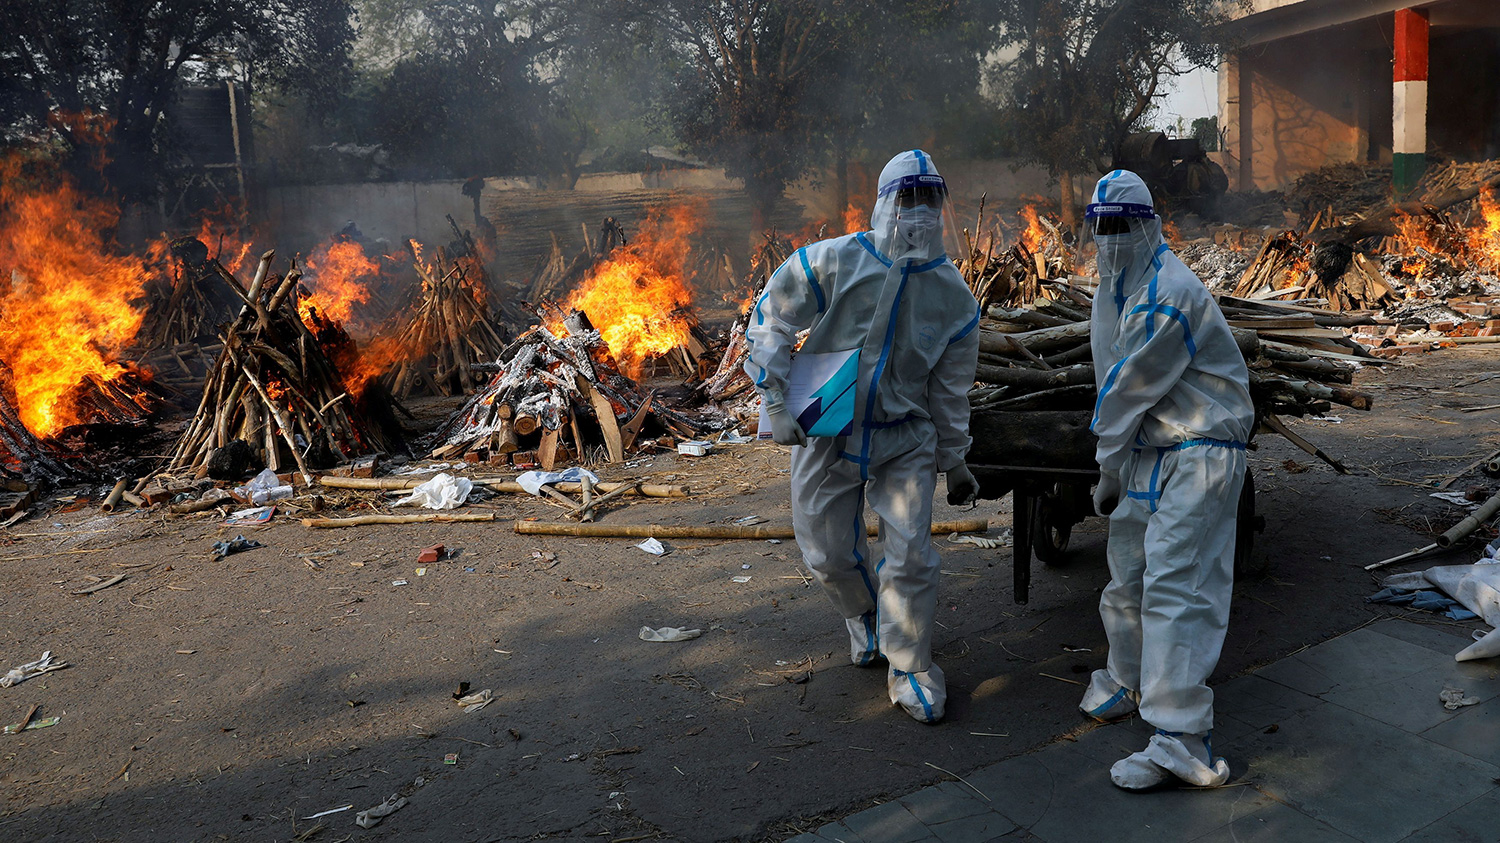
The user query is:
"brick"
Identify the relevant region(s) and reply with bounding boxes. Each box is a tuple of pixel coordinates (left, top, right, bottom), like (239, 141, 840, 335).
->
(418, 544, 445, 564)
(1370, 344, 1429, 358)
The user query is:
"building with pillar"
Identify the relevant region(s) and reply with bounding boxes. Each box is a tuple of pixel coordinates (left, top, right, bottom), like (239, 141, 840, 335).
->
(1218, 0, 1500, 194)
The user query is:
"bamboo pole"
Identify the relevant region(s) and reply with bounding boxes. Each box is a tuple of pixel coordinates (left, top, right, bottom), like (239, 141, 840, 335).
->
(315, 475, 688, 498)
(100, 479, 129, 513)
(512, 518, 991, 540)
(1437, 489, 1500, 549)
(302, 513, 498, 528)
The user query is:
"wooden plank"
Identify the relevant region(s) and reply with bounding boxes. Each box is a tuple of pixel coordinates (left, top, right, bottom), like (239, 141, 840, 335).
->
(578, 378, 625, 463)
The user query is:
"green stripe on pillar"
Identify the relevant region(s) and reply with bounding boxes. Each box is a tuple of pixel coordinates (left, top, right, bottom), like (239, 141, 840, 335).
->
(1393, 153, 1425, 195)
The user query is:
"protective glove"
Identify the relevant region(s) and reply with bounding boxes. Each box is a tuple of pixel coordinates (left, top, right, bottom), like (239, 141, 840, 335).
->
(763, 390, 808, 447)
(1093, 470, 1121, 517)
(946, 464, 978, 506)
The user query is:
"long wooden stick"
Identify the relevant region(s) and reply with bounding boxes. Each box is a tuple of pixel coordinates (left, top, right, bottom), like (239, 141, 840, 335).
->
(512, 518, 992, 540)
(1261, 414, 1349, 474)
(302, 513, 498, 528)
(315, 475, 688, 498)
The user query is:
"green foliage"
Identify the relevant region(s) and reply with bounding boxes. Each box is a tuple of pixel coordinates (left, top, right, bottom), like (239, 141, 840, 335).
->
(0, 0, 355, 199)
(990, 0, 1240, 179)
(1191, 115, 1219, 152)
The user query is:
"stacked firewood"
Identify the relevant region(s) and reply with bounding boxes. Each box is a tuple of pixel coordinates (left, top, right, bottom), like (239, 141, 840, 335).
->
(380, 243, 510, 399)
(700, 230, 792, 410)
(1232, 231, 1397, 311)
(958, 199, 1073, 308)
(430, 309, 709, 468)
(136, 236, 244, 350)
(969, 284, 1377, 422)
(0, 370, 67, 482)
(165, 250, 398, 482)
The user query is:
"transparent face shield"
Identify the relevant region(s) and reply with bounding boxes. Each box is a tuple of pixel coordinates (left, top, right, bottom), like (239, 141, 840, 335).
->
(875, 173, 964, 263)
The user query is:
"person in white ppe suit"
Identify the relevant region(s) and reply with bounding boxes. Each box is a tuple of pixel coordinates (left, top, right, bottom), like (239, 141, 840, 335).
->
(744, 150, 981, 724)
(1077, 169, 1254, 789)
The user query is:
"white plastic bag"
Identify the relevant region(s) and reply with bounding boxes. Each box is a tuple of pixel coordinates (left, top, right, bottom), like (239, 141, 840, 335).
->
(235, 468, 293, 506)
(639, 626, 702, 643)
(516, 467, 600, 496)
(394, 473, 473, 510)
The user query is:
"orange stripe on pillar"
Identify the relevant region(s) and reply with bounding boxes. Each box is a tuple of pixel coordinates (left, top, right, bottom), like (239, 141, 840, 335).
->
(1394, 8, 1429, 83)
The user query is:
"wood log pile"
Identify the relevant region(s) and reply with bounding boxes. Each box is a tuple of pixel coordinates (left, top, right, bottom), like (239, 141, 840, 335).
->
(0, 370, 67, 482)
(969, 283, 1378, 422)
(698, 230, 793, 423)
(379, 242, 510, 399)
(165, 249, 400, 483)
(136, 236, 243, 350)
(958, 199, 1073, 309)
(429, 309, 710, 470)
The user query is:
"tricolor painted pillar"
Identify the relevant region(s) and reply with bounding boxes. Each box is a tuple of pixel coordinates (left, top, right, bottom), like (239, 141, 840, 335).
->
(1393, 7, 1429, 195)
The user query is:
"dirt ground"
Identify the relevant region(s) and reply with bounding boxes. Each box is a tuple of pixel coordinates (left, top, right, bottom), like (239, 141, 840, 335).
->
(1, 348, 1498, 843)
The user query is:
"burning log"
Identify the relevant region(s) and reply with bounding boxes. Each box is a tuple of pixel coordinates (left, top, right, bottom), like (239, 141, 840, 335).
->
(0, 374, 67, 483)
(699, 230, 793, 413)
(430, 310, 709, 467)
(959, 199, 1073, 308)
(164, 250, 399, 483)
(380, 243, 510, 398)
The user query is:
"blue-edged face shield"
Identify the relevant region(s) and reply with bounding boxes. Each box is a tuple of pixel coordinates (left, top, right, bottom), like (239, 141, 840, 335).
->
(871, 150, 963, 262)
(1085, 171, 1164, 284)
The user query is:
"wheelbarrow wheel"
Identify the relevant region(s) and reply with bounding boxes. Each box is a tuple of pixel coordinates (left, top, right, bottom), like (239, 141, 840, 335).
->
(1031, 484, 1073, 566)
(1233, 472, 1264, 576)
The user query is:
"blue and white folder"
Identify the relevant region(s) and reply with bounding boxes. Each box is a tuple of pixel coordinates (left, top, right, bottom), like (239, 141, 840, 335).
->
(758, 348, 858, 439)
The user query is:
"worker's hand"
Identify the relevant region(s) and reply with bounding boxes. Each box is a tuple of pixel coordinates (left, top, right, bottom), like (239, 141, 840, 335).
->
(1093, 470, 1121, 517)
(767, 407, 809, 447)
(946, 464, 978, 507)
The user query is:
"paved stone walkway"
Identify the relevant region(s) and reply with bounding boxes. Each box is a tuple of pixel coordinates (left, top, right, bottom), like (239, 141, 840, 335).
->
(787, 619, 1500, 842)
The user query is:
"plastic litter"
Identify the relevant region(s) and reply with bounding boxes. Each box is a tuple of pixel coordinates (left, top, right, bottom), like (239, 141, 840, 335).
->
(354, 794, 407, 828)
(235, 468, 293, 506)
(947, 529, 1013, 549)
(391, 579, 408, 586)
(1422, 565, 1500, 626)
(1430, 491, 1481, 510)
(731, 575, 752, 583)
(516, 467, 600, 496)
(444, 753, 459, 765)
(636, 538, 667, 556)
(1365, 587, 1477, 620)
(455, 688, 493, 712)
(210, 535, 263, 560)
(1456, 627, 1500, 662)
(639, 626, 702, 643)
(301, 804, 353, 820)
(717, 429, 754, 445)
(394, 473, 472, 510)
(225, 506, 274, 526)
(1, 651, 69, 688)
(3, 715, 59, 733)
(677, 441, 712, 456)
(1440, 687, 1481, 710)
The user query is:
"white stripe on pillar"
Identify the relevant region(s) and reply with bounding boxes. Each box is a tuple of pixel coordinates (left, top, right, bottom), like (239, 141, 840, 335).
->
(1393, 79, 1427, 156)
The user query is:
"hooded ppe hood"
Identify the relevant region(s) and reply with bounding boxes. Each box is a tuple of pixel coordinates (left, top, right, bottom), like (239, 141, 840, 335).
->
(1087, 170, 1166, 302)
(870, 149, 951, 263)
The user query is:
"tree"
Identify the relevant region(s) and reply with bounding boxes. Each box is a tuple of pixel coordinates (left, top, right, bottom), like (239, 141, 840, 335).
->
(0, 0, 354, 201)
(989, 0, 1241, 225)
(1191, 115, 1218, 152)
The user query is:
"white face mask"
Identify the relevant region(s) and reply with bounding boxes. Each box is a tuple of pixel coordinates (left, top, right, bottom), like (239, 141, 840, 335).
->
(896, 205, 940, 247)
(1094, 217, 1137, 285)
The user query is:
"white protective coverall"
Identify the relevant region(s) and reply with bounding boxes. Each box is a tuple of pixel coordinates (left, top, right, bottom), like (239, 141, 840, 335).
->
(744, 150, 981, 723)
(1078, 170, 1254, 788)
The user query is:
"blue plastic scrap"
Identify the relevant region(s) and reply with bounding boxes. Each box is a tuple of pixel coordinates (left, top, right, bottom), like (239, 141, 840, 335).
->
(1366, 587, 1480, 621)
(211, 535, 264, 560)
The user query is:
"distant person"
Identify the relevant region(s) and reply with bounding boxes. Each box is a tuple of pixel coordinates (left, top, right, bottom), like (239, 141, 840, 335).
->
(744, 150, 980, 723)
(1079, 169, 1254, 789)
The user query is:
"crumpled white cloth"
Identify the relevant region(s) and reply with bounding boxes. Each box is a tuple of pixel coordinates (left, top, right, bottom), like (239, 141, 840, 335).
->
(1, 651, 68, 688)
(1110, 733, 1230, 791)
(1423, 564, 1500, 626)
(516, 467, 600, 496)
(394, 473, 472, 510)
(639, 626, 702, 643)
(354, 793, 407, 828)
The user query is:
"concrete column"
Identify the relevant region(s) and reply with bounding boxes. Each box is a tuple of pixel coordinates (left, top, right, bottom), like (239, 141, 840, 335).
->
(1393, 7, 1429, 195)
(1219, 54, 1243, 191)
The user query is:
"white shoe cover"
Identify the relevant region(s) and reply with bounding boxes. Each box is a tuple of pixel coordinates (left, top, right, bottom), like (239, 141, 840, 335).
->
(1456, 626, 1500, 662)
(846, 611, 884, 667)
(889, 664, 946, 724)
(1110, 733, 1230, 791)
(1079, 669, 1138, 722)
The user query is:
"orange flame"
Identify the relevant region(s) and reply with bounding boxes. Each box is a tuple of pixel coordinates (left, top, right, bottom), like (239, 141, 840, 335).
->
(1467, 189, 1500, 273)
(841, 201, 869, 235)
(1019, 205, 1045, 253)
(0, 155, 149, 437)
(564, 202, 702, 377)
(1162, 220, 1183, 246)
(299, 240, 379, 328)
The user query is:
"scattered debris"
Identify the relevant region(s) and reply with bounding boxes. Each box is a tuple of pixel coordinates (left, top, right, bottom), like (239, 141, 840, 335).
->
(393, 472, 472, 510)
(70, 574, 126, 596)
(639, 626, 702, 643)
(301, 804, 354, 821)
(1, 651, 69, 688)
(1440, 687, 1481, 711)
(354, 793, 407, 829)
(455, 688, 494, 713)
(210, 535, 263, 560)
(635, 538, 667, 556)
(418, 544, 445, 564)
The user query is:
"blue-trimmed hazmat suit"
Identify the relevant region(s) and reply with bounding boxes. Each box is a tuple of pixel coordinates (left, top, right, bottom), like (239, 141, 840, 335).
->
(1078, 170, 1254, 789)
(744, 150, 981, 723)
